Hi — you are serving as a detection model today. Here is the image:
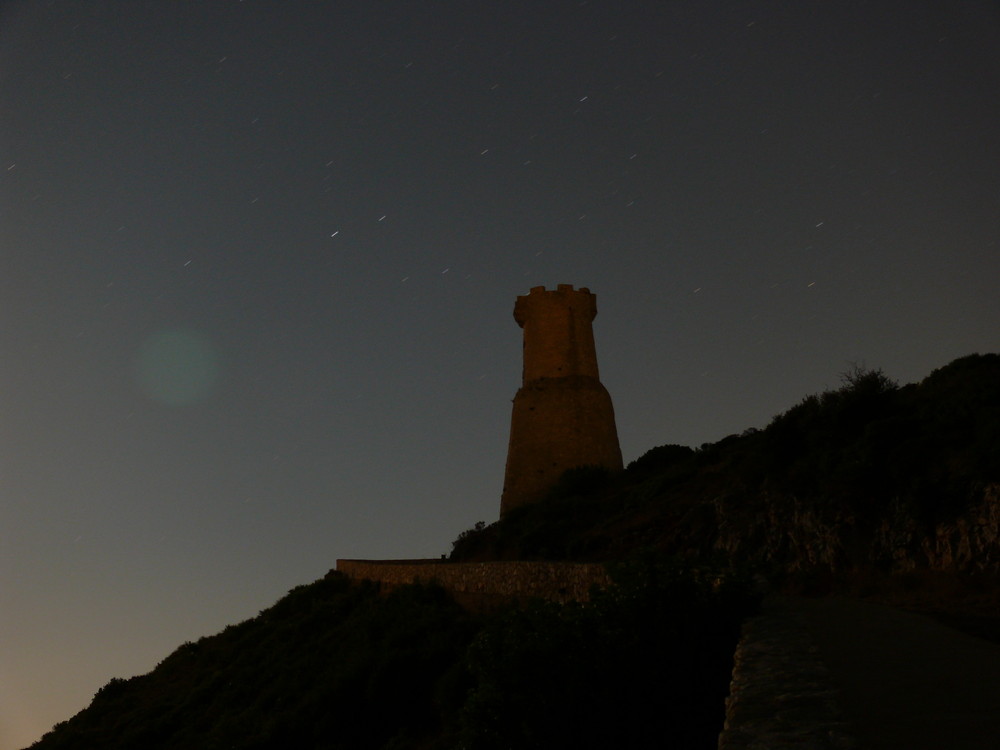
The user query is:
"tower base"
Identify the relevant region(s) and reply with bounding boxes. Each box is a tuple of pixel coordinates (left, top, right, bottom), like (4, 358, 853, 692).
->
(500, 375, 623, 515)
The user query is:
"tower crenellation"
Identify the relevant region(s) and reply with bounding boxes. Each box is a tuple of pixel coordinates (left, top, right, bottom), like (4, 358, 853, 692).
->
(514, 285, 600, 382)
(500, 284, 623, 515)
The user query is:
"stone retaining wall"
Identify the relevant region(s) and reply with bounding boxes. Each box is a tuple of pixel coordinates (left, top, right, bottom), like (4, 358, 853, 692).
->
(336, 559, 612, 605)
(717, 595, 856, 750)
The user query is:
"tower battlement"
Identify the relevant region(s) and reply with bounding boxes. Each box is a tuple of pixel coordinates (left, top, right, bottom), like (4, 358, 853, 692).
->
(514, 285, 599, 382)
(500, 284, 623, 515)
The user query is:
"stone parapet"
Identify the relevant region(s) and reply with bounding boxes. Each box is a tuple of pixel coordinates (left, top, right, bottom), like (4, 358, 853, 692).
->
(336, 559, 613, 605)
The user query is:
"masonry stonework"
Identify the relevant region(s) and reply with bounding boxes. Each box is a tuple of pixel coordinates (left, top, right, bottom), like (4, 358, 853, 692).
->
(500, 285, 623, 515)
(336, 559, 613, 606)
(717, 596, 854, 750)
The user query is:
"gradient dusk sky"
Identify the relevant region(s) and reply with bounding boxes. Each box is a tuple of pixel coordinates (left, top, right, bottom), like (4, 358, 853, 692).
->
(2, 1, 999, 746)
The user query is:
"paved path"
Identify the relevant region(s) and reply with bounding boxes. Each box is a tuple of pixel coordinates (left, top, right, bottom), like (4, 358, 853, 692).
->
(791, 596, 1000, 750)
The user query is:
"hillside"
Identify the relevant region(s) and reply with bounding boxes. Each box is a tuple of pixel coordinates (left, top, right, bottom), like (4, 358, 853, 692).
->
(27, 353, 1000, 749)
(453, 354, 1000, 581)
(27, 565, 752, 750)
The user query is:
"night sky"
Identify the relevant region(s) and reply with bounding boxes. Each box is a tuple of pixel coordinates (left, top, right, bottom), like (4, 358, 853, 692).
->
(3, 1, 999, 746)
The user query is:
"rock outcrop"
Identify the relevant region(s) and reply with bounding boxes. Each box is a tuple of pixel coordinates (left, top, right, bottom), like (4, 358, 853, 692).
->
(705, 483, 1000, 576)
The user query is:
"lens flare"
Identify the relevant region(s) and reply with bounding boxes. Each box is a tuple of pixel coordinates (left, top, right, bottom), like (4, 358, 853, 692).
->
(135, 330, 221, 406)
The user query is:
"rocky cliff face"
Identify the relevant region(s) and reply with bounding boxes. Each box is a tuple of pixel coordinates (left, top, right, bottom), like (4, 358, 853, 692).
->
(914, 483, 1000, 572)
(707, 483, 1000, 576)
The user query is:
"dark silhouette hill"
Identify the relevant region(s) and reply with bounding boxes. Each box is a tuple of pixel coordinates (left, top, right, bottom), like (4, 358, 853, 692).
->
(27, 353, 1000, 750)
(27, 566, 752, 750)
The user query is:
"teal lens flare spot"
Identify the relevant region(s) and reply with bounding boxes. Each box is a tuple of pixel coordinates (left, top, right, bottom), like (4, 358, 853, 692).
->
(136, 330, 221, 406)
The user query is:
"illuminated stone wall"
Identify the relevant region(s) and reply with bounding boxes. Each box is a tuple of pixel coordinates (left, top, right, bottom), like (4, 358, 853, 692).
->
(336, 558, 612, 605)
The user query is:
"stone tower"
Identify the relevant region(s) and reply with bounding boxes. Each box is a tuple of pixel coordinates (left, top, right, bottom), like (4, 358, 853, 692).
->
(500, 284, 623, 515)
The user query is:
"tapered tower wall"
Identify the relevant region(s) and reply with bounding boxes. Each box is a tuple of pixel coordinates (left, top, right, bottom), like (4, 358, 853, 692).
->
(500, 285, 623, 515)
